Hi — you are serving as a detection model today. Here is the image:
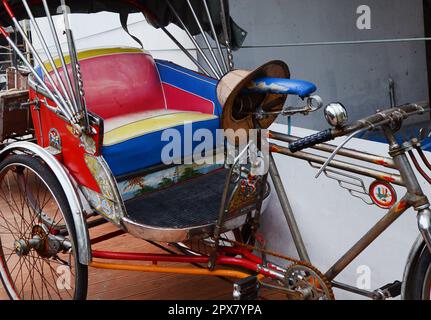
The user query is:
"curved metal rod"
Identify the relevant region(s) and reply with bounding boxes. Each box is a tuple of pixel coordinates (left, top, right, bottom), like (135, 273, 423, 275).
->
(315, 129, 366, 178)
(166, 0, 220, 79)
(186, 0, 224, 77)
(409, 150, 431, 184)
(202, 0, 229, 73)
(21, 0, 78, 115)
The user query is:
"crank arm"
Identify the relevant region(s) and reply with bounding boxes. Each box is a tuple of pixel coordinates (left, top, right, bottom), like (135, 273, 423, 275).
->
(259, 281, 304, 300)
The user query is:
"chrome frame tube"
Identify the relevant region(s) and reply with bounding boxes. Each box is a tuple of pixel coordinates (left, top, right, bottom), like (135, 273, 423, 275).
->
(186, 0, 224, 77)
(161, 26, 211, 77)
(7, 16, 75, 121)
(41, 0, 80, 116)
(202, 0, 229, 73)
(60, 0, 90, 131)
(166, 0, 220, 79)
(418, 208, 431, 252)
(22, 0, 79, 115)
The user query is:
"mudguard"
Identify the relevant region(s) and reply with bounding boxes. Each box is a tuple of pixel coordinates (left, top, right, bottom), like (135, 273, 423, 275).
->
(0, 142, 92, 265)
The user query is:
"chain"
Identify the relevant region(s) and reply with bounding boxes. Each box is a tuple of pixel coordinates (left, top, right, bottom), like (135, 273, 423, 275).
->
(219, 237, 335, 299)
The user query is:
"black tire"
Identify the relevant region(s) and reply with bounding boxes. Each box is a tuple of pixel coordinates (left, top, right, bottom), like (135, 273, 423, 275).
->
(0, 154, 87, 300)
(403, 243, 431, 300)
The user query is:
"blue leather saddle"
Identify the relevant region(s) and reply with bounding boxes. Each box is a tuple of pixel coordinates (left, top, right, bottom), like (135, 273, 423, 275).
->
(247, 77, 317, 98)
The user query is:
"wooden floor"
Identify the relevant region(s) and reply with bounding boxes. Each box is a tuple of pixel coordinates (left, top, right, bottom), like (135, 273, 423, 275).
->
(87, 223, 235, 300)
(0, 221, 236, 300)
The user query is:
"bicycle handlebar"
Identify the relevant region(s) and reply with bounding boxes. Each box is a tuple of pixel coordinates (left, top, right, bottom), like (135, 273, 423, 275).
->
(288, 103, 428, 153)
(288, 129, 334, 153)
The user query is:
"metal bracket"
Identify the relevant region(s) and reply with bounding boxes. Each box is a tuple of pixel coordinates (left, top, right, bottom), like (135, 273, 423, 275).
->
(309, 162, 373, 205)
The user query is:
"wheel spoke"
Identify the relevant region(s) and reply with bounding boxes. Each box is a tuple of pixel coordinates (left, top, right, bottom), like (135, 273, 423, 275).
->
(0, 160, 80, 300)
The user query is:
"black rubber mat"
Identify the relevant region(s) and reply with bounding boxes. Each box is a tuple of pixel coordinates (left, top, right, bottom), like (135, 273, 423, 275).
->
(124, 169, 228, 229)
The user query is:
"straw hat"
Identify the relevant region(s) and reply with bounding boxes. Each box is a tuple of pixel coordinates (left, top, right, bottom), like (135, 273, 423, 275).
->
(217, 60, 290, 139)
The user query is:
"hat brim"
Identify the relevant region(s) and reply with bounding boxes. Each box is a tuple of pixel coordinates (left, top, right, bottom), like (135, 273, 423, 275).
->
(219, 60, 290, 138)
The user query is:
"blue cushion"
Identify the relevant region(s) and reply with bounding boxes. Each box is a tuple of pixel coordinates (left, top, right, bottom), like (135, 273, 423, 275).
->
(102, 113, 220, 177)
(247, 77, 317, 98)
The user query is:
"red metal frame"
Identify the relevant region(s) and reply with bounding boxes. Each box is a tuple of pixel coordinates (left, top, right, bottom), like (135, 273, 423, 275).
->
(28, 90, 103, 193)
(91, 249, 278, 278)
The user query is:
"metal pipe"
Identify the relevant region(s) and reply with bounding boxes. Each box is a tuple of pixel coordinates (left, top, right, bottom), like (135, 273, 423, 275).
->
(41, 0, 80, 116)
(90, 261, 252, 279)
(2, 0, 75, 121)
(324, 196, 410, 280)
(241, 37, 431, 49)
(22, 0, 79, 115)
(219, 0, 234, 70)
(315, 129, 365, 178)
(186, 0, 224, 77)
(161, 26, 211, 77)
(269, 153, 311, 262)
(269, 131, 397, 169)
(166, 0, 220, 79)
(271, 144, 404, 186)
(202, 0, 229, 73)
(0, 27, 73, 123)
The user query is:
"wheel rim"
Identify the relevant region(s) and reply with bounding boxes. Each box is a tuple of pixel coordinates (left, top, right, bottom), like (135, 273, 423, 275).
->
(0, 162, 78, 300)
(422, 263, 431, 300)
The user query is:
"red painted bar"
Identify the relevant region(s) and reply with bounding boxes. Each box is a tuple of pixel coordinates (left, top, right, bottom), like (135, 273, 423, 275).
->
(91, 249, 278, 278)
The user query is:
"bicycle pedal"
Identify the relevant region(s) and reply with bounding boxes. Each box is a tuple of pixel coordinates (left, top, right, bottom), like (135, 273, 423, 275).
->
(233, 276, 260, 300)
(374, 280, 402, 299)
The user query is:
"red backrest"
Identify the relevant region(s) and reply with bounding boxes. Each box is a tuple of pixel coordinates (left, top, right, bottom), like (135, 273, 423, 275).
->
(59, 48, 166, 120)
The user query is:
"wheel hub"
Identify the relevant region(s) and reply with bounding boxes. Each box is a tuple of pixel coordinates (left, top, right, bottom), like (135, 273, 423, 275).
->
(14, 224, 69, 259)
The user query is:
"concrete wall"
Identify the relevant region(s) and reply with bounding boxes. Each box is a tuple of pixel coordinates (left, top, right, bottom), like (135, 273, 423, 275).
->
(229, 0, 429, 130)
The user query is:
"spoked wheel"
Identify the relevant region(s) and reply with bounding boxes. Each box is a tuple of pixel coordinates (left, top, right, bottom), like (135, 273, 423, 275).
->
(0, 154, 87, 300)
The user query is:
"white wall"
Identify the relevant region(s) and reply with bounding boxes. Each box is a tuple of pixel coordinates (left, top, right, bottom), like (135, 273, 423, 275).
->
(265, 123, 427, 299)
(31, 12, 197, 70)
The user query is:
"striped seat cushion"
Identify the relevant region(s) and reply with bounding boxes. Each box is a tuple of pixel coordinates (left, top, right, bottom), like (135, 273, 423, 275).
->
(102, 110, 220, 177)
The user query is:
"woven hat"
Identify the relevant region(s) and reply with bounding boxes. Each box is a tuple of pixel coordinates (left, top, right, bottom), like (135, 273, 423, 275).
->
(217, 60, 290, 139)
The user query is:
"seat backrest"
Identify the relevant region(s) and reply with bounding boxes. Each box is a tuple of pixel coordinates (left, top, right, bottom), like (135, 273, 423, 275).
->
(43, 47, 166, 120)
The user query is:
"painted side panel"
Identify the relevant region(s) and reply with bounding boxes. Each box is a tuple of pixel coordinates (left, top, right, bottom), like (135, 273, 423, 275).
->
(29, 89, 102, 193)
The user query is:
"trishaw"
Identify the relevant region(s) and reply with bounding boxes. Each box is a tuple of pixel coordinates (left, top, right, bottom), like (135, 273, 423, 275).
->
(0, 0, 430, 300)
